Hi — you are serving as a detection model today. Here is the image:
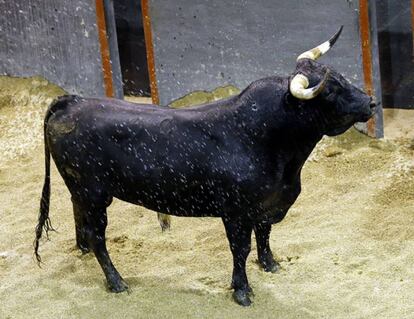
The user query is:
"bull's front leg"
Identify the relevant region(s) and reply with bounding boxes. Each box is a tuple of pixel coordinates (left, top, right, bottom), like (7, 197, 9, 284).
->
(222, 217, 253, 306)
(254, 223, 280, 273)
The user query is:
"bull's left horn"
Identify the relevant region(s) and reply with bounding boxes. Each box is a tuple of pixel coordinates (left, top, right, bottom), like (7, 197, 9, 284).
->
(289, 71, 329, 100)
(296, 26, 343, 61)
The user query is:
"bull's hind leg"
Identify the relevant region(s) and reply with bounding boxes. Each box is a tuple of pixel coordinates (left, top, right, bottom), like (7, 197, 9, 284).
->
(254, 223, 280, 273)
(223, 217, 253, 306)
(73, 200, 128, 292)
(72, 199, 90, 253)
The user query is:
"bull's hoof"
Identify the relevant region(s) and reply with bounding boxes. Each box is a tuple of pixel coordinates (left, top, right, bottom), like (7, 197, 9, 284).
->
(233, 289, 253, 307)
(109, 279, 129, 293)
(79, 246, 90, 254)
(76, 240, 90, 254)
(259, 258, 280, 273)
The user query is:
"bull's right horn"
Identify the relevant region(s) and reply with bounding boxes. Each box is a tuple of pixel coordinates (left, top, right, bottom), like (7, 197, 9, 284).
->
(296, 26, 343, 61)
(289, 71, 330, 100)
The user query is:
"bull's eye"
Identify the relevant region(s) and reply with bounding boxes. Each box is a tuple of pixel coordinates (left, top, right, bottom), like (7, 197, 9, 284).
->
(327, 85, 342, 98)
(325, 91, 336, 100)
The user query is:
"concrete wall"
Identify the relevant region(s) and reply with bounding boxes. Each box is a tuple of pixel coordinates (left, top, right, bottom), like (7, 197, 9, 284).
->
(376, 0, 412, 33)
(0, 0, 105, 96)
(149, 0, 365, 106)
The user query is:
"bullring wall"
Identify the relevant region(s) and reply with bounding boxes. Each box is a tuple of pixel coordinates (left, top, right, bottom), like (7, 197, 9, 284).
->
(148, 0, 365, 105)
(0, 0, 105, 96)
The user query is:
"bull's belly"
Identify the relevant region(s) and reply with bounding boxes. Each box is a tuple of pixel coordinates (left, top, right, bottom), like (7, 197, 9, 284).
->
(106, 164, 260, 218)
(112, 186, 227, 218)
(110, 175, 300, 221)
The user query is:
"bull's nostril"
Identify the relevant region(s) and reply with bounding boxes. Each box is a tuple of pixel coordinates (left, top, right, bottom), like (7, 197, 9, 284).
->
(370, 102, 376, 109)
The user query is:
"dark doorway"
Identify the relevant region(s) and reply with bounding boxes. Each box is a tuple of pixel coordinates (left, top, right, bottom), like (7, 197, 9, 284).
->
(113, 0, 151, 96)
(376, 0, 414, 109)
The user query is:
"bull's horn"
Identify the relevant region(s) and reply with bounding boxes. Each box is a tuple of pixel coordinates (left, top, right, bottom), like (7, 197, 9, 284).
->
(289, 71, 330, 100)
(296, 26, 343, 61)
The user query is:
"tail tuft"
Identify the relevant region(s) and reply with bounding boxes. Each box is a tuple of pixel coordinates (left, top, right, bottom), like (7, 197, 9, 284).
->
(157, 213, 171, 232)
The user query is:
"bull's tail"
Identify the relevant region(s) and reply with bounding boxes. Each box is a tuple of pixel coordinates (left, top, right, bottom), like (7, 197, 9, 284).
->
(157, 213, 171, 231)
(34, 97, 70, 264)
(34, 137, 54, 264)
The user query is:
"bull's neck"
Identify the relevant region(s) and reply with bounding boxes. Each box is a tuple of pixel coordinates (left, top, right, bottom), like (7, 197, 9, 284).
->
(233, 100, 322, 153)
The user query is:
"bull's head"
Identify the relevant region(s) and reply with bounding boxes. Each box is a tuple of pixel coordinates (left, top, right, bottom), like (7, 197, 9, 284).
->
(289, 27, 376, 136)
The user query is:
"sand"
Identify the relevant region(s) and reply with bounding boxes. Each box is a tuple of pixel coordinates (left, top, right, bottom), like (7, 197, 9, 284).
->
(0, 76, 413, 318)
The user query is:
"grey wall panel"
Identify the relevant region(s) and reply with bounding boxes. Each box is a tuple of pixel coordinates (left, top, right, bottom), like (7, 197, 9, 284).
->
(0, 0, 105, 96)
(376, 0, 412, 33)
(149, 0, 364, 105)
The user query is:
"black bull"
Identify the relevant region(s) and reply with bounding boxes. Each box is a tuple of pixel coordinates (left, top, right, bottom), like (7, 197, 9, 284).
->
(34, 30, 375, 306)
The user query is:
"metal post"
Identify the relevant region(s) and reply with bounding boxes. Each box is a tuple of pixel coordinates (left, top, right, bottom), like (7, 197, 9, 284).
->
(358, 0, 384, 138)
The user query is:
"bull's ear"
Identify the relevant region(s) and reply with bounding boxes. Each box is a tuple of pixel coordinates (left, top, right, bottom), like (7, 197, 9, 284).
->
(296, 26, 343, 61)
(289, 71, 330, 100)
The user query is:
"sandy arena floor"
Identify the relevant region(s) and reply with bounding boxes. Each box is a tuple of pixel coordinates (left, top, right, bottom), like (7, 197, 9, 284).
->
(0, 76, 413, 318)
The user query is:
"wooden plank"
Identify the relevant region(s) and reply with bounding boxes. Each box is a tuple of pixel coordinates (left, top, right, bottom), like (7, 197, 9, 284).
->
(359, 0, 376, 136)
(96, 0, 114, 97)
(141, 0, 159, 104)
